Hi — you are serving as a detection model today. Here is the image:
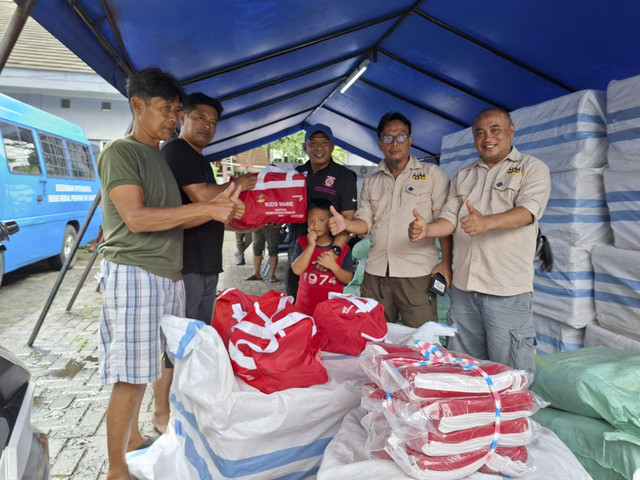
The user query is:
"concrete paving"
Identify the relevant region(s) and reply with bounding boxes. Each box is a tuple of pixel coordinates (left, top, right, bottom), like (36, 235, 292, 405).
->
(0, 231, 288, 479)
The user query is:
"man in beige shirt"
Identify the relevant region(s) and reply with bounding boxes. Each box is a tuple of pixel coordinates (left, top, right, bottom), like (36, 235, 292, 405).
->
(409, 108, 550, 372)
(330, 112, 451, 327)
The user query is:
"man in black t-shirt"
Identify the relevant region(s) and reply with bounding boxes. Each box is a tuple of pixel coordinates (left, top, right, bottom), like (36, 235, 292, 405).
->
(286, 124, 358, 298)
(157, 92, 255, 433)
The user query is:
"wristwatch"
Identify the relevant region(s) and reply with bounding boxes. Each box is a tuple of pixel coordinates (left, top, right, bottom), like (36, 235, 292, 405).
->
(331, 246, 342, 256)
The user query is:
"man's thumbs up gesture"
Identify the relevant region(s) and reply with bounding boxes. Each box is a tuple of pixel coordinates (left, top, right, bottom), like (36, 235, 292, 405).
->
(329, 205, 347, 235)
(408, 208, 428, 242)
(208, 182, 242, 223)
(460, 200, 487, 236)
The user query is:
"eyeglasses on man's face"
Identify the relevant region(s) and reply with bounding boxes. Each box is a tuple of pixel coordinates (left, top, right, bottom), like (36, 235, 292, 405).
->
(380, 134, 410, 144)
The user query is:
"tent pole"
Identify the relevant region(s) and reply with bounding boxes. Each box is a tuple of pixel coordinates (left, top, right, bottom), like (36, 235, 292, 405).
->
(65, 231, 102, 312)
(0, 0, 37, 74)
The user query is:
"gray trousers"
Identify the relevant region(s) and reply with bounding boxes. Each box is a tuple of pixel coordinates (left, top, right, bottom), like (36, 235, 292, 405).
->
(235, 233, 252, 256)
(447, 285, 536, 374)
(183, 272, 219, 324)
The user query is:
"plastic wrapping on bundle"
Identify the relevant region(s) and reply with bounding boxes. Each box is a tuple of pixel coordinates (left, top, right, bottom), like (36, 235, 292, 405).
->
(362, 383, 547, 433)
(360, 342, 533, 400)
(359, 341, 537, 479)
(385, 433, 533, 480)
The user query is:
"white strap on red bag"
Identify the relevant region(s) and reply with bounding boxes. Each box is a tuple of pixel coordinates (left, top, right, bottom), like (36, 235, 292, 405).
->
(327, 292, 387, 343)
(328, 292, 378, 312)
(253, 165, 306, 191)
(231, 303, 247, 323)
(229, 295, 316, 369)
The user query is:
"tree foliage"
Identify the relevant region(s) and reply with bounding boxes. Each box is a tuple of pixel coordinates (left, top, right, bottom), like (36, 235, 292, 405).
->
(268, 131, 306, 163)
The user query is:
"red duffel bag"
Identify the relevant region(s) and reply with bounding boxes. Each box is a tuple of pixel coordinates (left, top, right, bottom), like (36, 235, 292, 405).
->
(312, 292, 388, 356)
(228, 292, 328, 393)
(211, 288, 287, 346)
(231, 166, 307, 229)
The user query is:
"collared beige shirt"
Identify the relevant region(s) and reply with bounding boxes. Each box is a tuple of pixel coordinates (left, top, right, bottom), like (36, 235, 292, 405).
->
(439, 147, 550, 296)
(355, 155, 449, 278)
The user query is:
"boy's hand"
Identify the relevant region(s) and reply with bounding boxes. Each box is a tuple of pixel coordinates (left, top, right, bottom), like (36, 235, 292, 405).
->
(307, 230, 318, 247)
(315, 251, 337, 271)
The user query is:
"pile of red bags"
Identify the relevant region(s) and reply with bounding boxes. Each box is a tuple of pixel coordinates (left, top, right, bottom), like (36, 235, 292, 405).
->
(212, 288, 328, 394)
(211, 289, 389, 394)
(359, 342, 542, 479)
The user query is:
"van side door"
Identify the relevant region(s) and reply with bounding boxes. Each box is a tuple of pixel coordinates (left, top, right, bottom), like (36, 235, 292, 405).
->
(0, 120, 48, 271)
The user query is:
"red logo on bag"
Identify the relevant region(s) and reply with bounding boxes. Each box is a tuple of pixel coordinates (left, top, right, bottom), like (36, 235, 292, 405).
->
(324, 176, 336, 188)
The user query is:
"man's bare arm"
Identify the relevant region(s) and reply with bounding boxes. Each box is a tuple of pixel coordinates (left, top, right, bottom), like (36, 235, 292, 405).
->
(109, 183, 239, 232)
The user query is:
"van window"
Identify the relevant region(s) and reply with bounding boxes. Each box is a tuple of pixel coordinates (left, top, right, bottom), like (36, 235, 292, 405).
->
(39, 131, 71, 177)
(0, 120, 40, 175)
(67, 140, 95, 180)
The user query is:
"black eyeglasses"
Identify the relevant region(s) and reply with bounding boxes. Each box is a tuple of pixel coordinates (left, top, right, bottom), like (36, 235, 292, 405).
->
(380, 134, 409, 144)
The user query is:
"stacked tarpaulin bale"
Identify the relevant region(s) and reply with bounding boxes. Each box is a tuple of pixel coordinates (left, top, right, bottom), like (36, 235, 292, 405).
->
(588, 74, 640, 351)
(439, 90, 611, 354)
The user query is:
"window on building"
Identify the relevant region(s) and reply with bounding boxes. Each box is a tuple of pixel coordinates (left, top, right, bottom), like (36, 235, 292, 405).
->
(101, 101, 111, 111)
(38, 132, 70, 177)
(61, 99, 71, 109)
(0, 121, 40, 174)
(67, 140, 95, 179)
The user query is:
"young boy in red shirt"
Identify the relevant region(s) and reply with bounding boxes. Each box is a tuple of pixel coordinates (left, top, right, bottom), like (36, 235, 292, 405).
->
(291, 199, 355, 315)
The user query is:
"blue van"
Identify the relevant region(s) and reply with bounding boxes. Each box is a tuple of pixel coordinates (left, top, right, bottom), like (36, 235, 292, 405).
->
(0, 93, 101, 285)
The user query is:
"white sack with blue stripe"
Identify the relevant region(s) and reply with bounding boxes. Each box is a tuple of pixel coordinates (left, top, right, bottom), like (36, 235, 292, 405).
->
(533, 314, 585, 355)
(541, 168, 612, 248)
(603, 168, 640, 251)
(127, 315, 365, 480)
(606, 74, 640, 171)
(439, 90, 607, 178)
(584, 322, 640, 353)
(533, 240, 595, 328)
(592, 243, 640, 342)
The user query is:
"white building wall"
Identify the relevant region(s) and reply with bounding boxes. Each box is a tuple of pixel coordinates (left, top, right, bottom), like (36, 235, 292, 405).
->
(8, 92, 131, 143)
(0, 68, 131, 145)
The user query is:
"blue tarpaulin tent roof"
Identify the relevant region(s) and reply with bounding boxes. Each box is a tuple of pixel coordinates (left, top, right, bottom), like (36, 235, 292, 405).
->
(22, 0, 640, 163)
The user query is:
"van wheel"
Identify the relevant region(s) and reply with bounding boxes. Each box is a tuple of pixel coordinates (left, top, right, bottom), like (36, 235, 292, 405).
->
(48, 225, 78, 270)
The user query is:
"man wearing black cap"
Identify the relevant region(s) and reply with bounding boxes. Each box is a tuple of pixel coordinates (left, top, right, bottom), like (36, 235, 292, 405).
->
(285, 124, 358, 298)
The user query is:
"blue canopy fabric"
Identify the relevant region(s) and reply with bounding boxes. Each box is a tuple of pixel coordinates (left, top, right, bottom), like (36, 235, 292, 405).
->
(23, 0, 640, 163)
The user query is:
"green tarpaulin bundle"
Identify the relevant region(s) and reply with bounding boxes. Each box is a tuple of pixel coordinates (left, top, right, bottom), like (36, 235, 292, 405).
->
(533, 407, 640, 480)
(530, 346, 640, 436)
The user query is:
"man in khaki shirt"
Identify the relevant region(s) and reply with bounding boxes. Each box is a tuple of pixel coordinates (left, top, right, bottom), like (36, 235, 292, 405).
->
(330, 112, 451, 327)
(409, 108, 550, 373)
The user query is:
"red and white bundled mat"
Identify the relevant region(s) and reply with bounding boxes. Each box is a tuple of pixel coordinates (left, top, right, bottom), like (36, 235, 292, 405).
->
(212, 288, 328, 394)
(230, 166, 307, 229)
(362, 383, 541, 434)
(359, 342, 539, 479)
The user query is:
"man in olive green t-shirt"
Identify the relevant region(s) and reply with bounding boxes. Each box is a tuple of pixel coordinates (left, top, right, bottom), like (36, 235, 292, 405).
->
(96, 67, 242, 480)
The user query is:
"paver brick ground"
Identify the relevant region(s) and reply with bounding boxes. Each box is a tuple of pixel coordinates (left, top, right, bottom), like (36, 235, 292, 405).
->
(0, 231, 287, 479)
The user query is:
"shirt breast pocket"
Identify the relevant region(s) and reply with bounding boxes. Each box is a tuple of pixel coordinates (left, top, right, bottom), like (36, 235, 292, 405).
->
(492, 175, 523, 209)
(405, 183, 432, 216)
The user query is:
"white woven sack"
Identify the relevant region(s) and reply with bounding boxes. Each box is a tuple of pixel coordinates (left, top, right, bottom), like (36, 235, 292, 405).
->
(127, 315, 365, 480)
